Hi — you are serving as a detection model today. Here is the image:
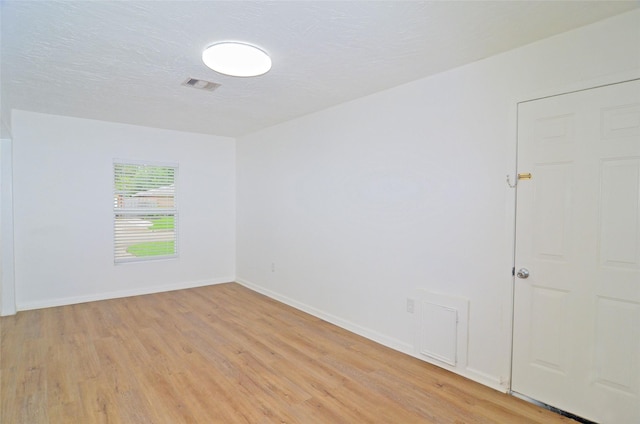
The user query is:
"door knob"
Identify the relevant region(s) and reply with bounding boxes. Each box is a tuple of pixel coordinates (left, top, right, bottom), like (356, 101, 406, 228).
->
(516, 268, 530, 279)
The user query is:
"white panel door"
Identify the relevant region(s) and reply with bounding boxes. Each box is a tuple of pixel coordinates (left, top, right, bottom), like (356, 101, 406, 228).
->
(512, 79, 640, 423)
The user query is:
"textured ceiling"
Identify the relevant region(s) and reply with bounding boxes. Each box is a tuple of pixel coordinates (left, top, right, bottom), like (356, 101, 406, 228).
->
(1, 1, 638, 137)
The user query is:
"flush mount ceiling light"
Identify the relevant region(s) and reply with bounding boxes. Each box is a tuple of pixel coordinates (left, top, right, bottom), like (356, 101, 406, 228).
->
(202, 42, 272, 77)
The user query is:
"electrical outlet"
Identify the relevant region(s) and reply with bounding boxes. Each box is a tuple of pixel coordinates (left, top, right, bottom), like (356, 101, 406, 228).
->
(406, 298, 415, 314)
(271, 262, 275, 272)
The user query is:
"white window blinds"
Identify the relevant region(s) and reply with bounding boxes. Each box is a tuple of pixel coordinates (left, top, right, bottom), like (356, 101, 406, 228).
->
(114, 161, 178, 263)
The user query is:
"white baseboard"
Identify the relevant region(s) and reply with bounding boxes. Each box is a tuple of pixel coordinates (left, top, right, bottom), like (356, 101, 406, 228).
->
(463, 366, 506, 392)
(16, 277, 234, 311)
(236, 278, 413, 355)
(236, 277, 506, 394)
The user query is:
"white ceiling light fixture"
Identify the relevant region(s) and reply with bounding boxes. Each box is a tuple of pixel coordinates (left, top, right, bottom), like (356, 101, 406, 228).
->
(202, 42, 272, 77)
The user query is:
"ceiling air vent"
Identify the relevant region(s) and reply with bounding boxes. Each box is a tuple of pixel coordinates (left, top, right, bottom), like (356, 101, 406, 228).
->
(182, 77, 221, 92)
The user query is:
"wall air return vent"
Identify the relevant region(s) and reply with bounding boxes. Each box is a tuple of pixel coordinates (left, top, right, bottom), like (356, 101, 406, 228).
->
(182, 77, 221, 92)
(414, 289, 469, 369)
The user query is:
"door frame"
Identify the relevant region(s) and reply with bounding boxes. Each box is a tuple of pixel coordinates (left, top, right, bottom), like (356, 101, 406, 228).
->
(1, 137, 16, 316)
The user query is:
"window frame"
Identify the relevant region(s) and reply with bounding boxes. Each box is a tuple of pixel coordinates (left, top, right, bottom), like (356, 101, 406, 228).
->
(113, 159, 179, 264)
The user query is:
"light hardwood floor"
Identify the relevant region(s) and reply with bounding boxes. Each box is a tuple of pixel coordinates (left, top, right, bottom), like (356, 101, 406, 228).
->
(1, 283, 574, 423)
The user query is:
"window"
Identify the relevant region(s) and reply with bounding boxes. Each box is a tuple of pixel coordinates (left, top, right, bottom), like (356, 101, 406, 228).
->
(114, 161, 177, 263)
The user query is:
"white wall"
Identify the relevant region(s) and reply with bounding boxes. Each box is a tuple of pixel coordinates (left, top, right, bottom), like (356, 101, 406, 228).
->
(11, 111, 236, 310)
(236, 10, 640, 390)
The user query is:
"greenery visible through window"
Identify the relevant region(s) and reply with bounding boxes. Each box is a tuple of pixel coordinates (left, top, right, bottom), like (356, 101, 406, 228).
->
(114, 161, 177, 263)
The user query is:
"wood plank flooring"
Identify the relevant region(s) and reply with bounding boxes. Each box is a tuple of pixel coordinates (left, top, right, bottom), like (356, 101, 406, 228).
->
(1, 283, 574, 423)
